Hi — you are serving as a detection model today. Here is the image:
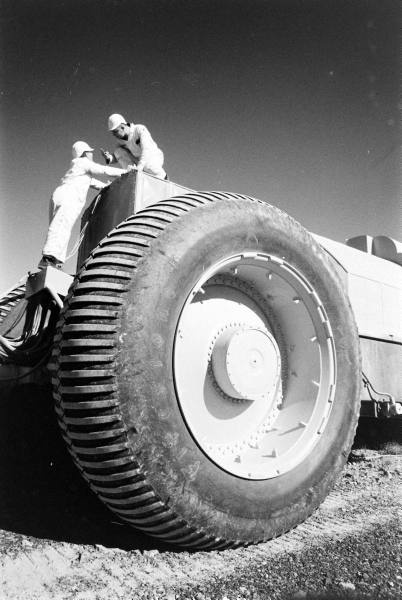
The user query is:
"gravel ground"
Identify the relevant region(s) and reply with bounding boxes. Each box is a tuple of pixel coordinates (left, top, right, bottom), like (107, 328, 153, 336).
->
(0, 384, 401, 600)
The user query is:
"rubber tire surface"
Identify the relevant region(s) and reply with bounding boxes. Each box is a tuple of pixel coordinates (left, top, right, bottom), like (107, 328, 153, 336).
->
(52, 192, 361, 549)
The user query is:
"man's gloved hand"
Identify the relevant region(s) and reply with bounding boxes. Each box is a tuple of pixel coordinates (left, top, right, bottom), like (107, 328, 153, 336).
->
(100, 148, 113, 164)
(126, 165, 137, 172)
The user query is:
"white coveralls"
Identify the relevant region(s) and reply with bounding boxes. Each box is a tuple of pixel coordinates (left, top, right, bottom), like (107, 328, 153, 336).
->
(112, 123, 166, 179)
(42, 157, 126, 263)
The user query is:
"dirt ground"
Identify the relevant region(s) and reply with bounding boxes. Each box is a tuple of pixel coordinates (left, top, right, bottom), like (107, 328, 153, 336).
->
(0, 384, 401, 600)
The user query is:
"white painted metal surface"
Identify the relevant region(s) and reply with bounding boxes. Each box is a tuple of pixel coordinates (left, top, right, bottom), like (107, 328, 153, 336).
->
(173, 253, 336, 480)
(25, 267, 73, 299)
(211, 327, 280, 401)
(314, 235, 402, 343)
(134, 171, 193, 212)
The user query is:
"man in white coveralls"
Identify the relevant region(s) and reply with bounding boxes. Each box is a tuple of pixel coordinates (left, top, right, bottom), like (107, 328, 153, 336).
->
(39, 141, 129, 269)
(101, 113, 167, 180)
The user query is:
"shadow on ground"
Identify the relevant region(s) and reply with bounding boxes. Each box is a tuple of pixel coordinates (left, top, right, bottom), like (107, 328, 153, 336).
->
(353, 415, 402, 453)
(1, 383, 400, 554)
(0, 383, 173, 551)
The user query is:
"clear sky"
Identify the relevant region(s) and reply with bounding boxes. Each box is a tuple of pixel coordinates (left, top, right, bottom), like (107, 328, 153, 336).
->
(1, 0, 400, 292)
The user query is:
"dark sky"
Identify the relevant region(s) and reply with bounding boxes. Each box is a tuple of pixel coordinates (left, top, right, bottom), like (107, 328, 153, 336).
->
(0, 0, 400, 290)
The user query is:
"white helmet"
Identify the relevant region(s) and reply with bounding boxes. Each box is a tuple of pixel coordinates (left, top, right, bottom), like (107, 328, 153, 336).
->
(108, 113, 126, 131)
(72, 141, 94, 158)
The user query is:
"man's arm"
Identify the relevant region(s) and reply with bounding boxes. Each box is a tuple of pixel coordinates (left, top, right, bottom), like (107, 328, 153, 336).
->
(84, 158, 127, 178)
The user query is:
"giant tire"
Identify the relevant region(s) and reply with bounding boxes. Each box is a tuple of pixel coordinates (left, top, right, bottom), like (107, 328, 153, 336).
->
(52, 192, 361, 549)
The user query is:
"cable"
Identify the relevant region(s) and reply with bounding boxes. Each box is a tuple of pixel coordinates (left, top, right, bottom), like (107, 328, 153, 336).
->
(0, 293, 59, 367)
(0, 301, 28, 337)
(362, 370, 394, 404)
(65, 221, 88, 261)
(0, 334, 16, 352)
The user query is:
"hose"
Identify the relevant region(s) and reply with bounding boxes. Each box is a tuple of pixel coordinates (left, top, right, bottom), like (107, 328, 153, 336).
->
(65, 221, 88, 261)
(0, 301, 28, 337)
(0, 292, 59, 367)
(362, 370, 395, 405)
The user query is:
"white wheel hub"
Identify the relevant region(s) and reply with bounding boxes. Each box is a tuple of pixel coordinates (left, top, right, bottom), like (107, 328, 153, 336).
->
(212, 327, 280, 401)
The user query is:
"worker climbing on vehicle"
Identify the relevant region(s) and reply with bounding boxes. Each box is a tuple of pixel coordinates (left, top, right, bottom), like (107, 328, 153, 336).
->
(101, 113, 167, 180)
(38, 141, 129, 270)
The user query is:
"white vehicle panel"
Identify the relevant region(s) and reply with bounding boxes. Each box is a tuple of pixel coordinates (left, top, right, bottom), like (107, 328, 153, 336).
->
(314, 234, 402, 343)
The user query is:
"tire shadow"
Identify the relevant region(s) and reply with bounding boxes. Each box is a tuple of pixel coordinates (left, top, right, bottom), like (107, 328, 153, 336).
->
(3, 384, 398, 554)
(0, 383, 173, 551)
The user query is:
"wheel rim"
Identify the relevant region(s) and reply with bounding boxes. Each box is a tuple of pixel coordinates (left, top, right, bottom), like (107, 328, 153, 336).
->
(173, 252, 336, 480)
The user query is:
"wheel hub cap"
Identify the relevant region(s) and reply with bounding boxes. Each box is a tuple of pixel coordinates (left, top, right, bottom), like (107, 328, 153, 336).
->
(212, 327, 280, 401)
